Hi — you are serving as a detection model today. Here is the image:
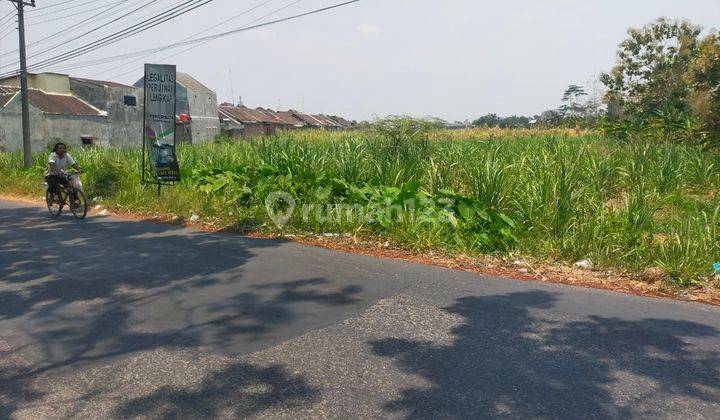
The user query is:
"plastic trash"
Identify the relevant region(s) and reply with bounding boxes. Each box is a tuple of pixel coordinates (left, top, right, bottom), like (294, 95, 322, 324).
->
(574, 259, 593, 270)
(713, 262, 720, 275)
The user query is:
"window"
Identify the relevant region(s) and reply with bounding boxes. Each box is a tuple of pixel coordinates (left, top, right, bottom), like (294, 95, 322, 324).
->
(124, 95, 137, 106)
(81, 136, 94, 146)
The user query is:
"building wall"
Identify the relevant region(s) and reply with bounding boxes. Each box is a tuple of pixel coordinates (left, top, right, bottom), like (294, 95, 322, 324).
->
(0, 98, 46, 152)
(69, 79, 144, 147)
(0, 97, 107, 152)
(44, 114, 108, 148)
(186, 87, 219, 143)
(0, 73, 71, 94)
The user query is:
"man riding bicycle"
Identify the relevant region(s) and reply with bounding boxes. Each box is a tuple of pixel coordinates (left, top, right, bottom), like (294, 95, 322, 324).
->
(45, 142, 82, 205)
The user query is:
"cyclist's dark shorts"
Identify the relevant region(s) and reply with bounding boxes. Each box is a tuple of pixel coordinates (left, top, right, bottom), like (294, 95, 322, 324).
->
(45, 175, 68, 193)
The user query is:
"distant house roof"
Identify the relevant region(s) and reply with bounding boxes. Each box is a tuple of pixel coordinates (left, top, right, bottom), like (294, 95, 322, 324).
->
(176, 72, 212, 92)
(71, 77, 136, 89)
(328, 115, 354, 127)
(0, 85, 103, 116)
(255, 107, 303, 126)
(313, 114, 342, 128)
(218, 105, 276, 124)
(276, 111, 305, 127)
(287, 110, 323, 127)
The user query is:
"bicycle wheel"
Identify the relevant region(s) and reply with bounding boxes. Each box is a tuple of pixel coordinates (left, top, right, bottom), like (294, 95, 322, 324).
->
(69, 188, 88, 220)
(46, 189, 63, 217)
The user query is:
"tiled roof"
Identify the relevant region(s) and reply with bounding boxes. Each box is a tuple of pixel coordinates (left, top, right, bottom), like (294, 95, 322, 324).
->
(313, 114, 342, 128)
(71, 77, 136, 89)
(321, 115, 352, 128)
(255, 108, 303, 126)
(276, 111, 305, 126)
(0, 85, 102, 116)
(29, 90, 103, 116)
(287, 110, 323, 127)
(176, 72, 212, 92)
(218, 105, 276, 124)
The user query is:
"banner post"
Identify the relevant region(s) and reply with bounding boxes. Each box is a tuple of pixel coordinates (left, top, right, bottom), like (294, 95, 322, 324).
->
(142, 63, 180, 189)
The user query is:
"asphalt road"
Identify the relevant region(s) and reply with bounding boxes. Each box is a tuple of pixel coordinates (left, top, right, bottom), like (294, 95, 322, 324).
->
(1, 199, 720, 419)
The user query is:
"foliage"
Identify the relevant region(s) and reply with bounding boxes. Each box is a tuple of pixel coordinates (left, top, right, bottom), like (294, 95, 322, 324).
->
(559, 84, 588, 120)
(472, 114, 532, 128)
(601, 18, 702, 120)
(3, 128, 720, 287)
(685, 31, 720, 139)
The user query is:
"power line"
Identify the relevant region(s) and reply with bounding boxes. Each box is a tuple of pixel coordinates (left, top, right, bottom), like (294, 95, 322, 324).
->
(99, 0, 291, 79)
(27, 0, 79, 12)
(0, 0, 164, 71)
(23, 0, 212, 72)
(0, 0, 131, 59)
(41, 0, 360, 77)
(29, 0, 131, 48)
(27, 0, 128, 26)
(26, 0, 103, 20)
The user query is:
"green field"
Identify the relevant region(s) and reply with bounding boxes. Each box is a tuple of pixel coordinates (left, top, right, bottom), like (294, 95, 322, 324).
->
(2, 128, 719, 286)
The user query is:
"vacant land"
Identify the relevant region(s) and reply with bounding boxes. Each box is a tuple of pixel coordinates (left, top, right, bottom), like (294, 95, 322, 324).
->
(2, 128, 719, 288)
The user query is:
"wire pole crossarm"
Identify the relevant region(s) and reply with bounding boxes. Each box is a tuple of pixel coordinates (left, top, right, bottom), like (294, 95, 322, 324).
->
(8, 0, 36, 168)
(10, 1, 35, 7)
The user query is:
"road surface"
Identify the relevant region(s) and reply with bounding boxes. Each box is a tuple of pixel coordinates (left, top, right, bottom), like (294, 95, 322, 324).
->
(1, 199, 719, 418)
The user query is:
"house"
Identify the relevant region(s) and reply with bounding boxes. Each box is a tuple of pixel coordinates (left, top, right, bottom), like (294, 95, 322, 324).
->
(287, 109, 324, 128)
(218, 104, 280, 138)
(255, 107, 304, 129)
(69, 77, 143, 147)
(323, 115, 355, 129)
(0, 73, 107, 152)
(134, 72, 220, 143)
(313, 114, 344, 130)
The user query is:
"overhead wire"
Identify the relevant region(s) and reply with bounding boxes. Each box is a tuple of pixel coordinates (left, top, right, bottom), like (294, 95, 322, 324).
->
(0, 0, 360, 78)
(26, 0, 106, 20)
(98, 0, 292, 79)
(0, 0, 165, 70)
(22, 0, 213, 72)
(26, 0, 78, 12)
(49, 0, 360, 77)
(27, 0, 131, 49)
(27, 0, 130, 27)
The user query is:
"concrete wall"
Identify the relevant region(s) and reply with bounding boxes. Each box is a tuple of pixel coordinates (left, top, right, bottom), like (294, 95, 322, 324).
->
(0, 96, 107, 152)
(0, 97, 46, 152)
(186, 87, 220, 143)
(70, 79, 144, 147)
(0, 73, 71, 94)
(44, 114, 108, 148)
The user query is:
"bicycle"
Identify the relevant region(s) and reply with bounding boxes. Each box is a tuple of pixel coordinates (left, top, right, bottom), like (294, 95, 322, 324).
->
(46, 172, 88, 219)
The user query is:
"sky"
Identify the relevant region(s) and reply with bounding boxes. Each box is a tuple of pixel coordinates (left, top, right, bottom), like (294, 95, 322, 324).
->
(0, 0, 719, 121)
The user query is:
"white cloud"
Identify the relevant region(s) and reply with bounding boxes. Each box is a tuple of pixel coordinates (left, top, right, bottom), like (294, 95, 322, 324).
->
(357, 23, 380, 37)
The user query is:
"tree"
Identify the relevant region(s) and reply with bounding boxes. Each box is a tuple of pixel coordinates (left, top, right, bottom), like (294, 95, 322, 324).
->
(600, 18, 702, 120)
(685, 31, 720, 137)
(500, 115, 530, 128)
(559, 84, 588, 120)
(472, 113, 501, 127)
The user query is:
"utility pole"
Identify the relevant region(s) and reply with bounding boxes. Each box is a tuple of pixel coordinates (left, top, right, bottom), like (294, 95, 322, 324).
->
(9, 0, 35, 168)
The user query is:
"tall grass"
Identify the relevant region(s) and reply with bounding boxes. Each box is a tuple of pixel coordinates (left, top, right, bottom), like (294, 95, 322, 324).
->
(2, 128, 719, 286)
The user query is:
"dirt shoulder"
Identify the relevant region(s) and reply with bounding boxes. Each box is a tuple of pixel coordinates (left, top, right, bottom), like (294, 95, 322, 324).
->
(3, 193, 718, 307)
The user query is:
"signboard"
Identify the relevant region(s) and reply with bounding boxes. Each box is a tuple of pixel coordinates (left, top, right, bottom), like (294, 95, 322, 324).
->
(142, 63, 179, 184)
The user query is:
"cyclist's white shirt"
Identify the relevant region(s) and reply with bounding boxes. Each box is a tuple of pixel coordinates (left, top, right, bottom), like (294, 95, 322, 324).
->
(46, 152, 76, 177)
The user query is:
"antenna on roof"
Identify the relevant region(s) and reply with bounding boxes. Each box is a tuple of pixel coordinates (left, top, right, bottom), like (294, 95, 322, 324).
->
(228, 68, 235, 107)
(238, 95, 243, 107)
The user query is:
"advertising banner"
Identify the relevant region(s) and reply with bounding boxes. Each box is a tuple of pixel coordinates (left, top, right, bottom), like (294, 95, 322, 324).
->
(143, 63, 179, 183)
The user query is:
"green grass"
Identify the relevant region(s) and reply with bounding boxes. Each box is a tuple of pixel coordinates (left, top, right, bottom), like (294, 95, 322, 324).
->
(2, 128, 719, 287)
